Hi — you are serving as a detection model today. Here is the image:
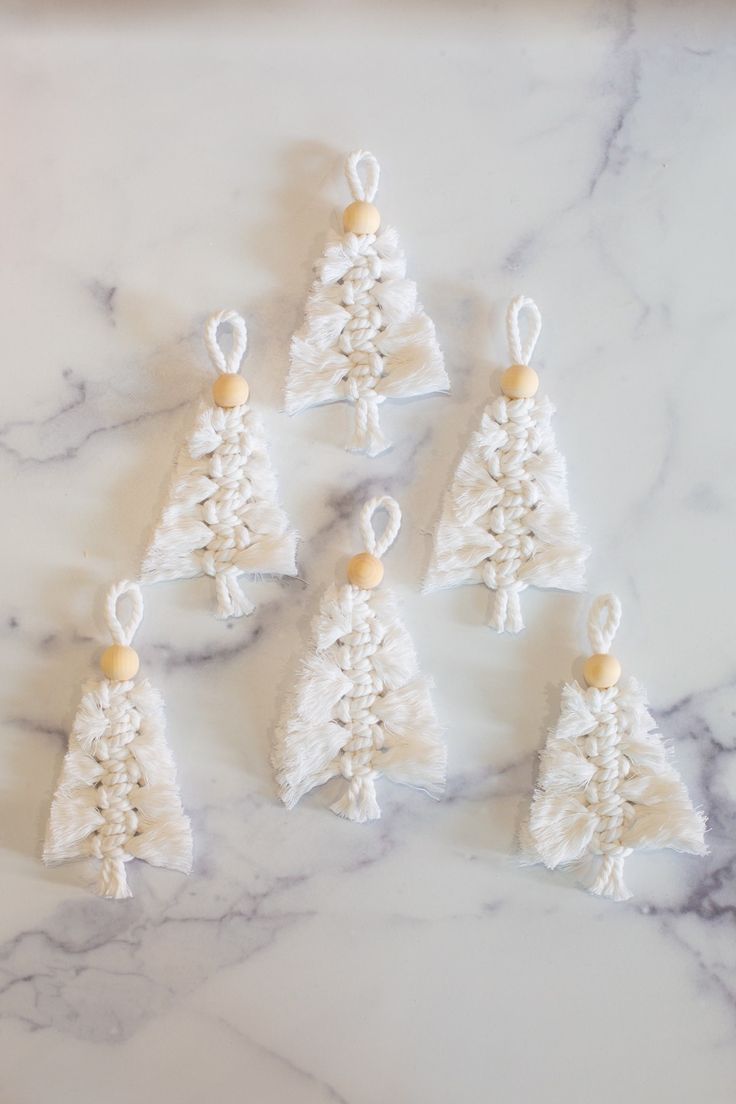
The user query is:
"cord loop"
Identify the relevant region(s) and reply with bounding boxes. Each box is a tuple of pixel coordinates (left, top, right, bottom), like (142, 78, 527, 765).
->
(205, 310, 248, 375)
(359, 495, 401, 559)
(507, 295, 542, 365)
(588, 594, 622, 654)
(105, 580, 143, 646)
(345, 150, 380, 203)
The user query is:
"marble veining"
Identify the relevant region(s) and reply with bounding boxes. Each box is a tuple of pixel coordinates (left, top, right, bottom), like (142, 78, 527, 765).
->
(1, 2, 735, 1101)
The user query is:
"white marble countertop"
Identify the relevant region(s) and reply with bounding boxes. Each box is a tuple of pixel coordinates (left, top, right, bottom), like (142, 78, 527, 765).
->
(2, 3, 735, 1101)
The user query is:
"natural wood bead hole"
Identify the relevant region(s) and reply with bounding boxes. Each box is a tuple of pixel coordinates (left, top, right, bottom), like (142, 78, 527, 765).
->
(100, 644, 140, 682)
(583, 653, 622, 689)
(212, 374, 249, 408)
(500, 363, 539, 399)
(343, 201, 381, 235)
(347, 552, 384, 589)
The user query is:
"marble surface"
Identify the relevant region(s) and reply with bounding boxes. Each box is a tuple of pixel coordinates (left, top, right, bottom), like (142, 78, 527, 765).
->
(2, 2, 736, 1101)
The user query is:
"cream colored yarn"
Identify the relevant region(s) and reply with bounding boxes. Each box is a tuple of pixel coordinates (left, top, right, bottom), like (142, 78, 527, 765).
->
(44, 580, 192, 899)
(285, 151, 449, 456)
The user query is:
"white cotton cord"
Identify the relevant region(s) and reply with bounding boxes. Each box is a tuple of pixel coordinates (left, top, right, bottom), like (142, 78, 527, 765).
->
(140, 350, 298, 618)
(345, 150, 380, 203)
(359, 496, 402, 559)
(205, 309, 248, 375)
(44, 676, 193, 898)
(272, 581, 447, 821)
(425, 380, 589, 632)
(45, 585, 192, 898)
(507, 295, 542, 365)
(526, 629, 707, 902)
(285, 155, 449, 456)
(105, 580, 143, 646)
(587, 593, 622, 655)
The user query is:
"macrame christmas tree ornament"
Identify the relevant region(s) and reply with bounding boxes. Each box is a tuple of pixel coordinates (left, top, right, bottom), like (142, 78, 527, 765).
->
(44, 581, 192, 899)
(526, 594, 707, 901)
(141, 309, 298, 618)
(425, 296, 589, 632)
(285, 150, 449, 456)
(273, 496, 446, 822)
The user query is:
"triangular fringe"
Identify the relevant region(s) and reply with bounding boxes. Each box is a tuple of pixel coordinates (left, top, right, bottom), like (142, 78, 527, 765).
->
(44, 678, 192, 898)
(286, 227, 448, 454)
(427, 393, 589, 630)
(526, 678, 706, 900)
(272, 583, 446, 821)
(141, 402, 297, 617)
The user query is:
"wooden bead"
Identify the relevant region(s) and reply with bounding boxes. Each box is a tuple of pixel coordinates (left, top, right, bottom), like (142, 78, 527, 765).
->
(347, 552, 384, 589)
(343, 201, 381, 235)
(101, 644, 140, 682)
(500, 363, 539, 399)
(583, 653, 622, 689)
(212, 374, 249, 408)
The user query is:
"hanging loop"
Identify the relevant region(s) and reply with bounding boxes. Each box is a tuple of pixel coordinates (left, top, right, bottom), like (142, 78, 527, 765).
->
(105, 580, 144, 646)
(205, 310, 248, 375)
(359, 495, 401, 559)
(345, 150, 380, 203)
(506, 295, 542, 365)
(587, 594, 622, 654)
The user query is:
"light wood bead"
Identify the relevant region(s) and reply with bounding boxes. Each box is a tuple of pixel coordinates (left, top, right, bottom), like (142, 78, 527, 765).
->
(101, 644, 140, 682)
(501, 363, 539, 399)
(212, 373, 249, 408)
(347, 552, 384, 589)
(343, 201, 381, 235)
(583, 653, 622, 689)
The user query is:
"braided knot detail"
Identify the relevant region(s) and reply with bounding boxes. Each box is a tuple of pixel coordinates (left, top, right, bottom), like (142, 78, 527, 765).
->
(89, 681, 143, 897)
(337, 245, 387, 454)
(200, 409, 254, 574)
(481, 396, 542, 630)
(329, 589, 388, 820)
(583, 688, 634, 897)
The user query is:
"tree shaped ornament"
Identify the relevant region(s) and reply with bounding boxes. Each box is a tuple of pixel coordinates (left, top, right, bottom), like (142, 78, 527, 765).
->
(140, 310, 298, 618)
(44, 581, 192, 899)
(273, 496, 446, 822)
(526, 595, 707, 901)
(425, 296, 589, 632)
(285, 150, 449, 456)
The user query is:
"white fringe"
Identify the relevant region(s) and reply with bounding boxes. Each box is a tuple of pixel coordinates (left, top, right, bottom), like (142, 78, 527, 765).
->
(140, 401, 297, 618)
(272, 583, 446, 822)
(426, 394, 589, 631)
(526, 678, 707, 901)
(44, 678, 192, 899)
(285, 225, 449, 456)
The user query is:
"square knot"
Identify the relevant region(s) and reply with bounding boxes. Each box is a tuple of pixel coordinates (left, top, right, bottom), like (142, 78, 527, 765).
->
(201, 550, 220, 576)
(347, 373, 381, 402)
(340, 747, 374, 779)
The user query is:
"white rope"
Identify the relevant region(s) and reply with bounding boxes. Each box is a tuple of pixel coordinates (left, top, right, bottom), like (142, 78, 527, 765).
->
(506, 295, 542, 366)
(205, 309, 248, 375)
(140, 317, 298, 618)
(425, 300, 589, 630)
(285, 152, 448, 456)
(528, 598, 706, 900)
(105, 580, 143, 646)
(274, 509, 446, 821)
(345, 150, 380, 203)
(587, 593, 622, 654)
(45, 587, 192, 897)
(359, 495, 401, 559)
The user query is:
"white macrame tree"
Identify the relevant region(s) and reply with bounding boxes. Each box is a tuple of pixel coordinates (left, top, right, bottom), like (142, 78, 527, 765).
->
(273, 496, 446, 822)
(285, 150, 449, 456)
(526, 594, 707, 900)
(44, 581, 192, 899)
(425, 296, 589, 632)
(141, 310, 298, 618)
